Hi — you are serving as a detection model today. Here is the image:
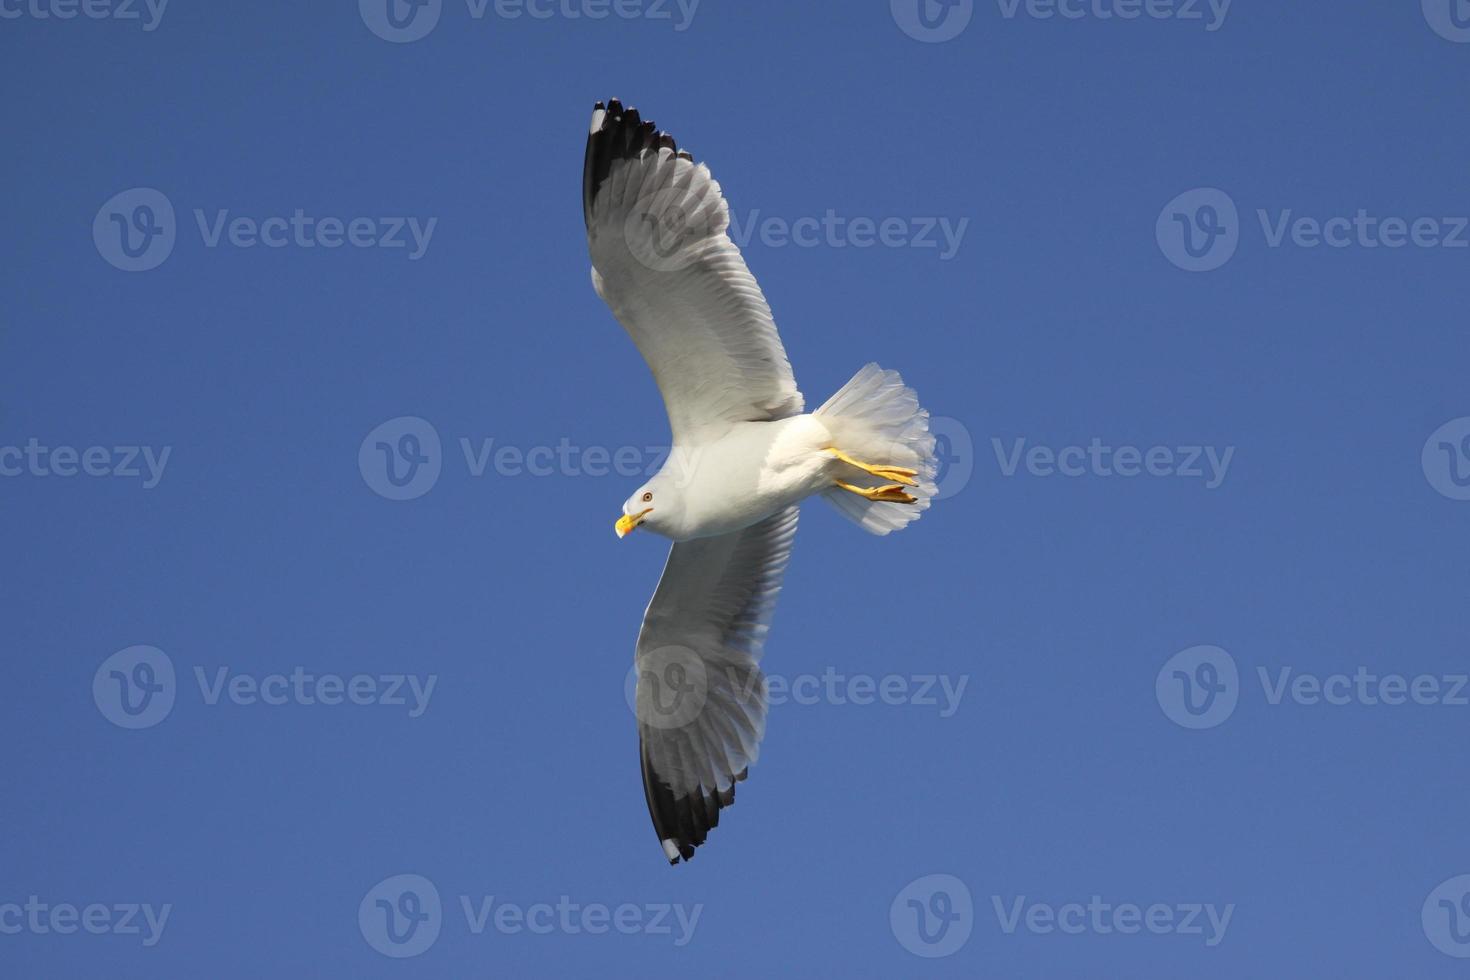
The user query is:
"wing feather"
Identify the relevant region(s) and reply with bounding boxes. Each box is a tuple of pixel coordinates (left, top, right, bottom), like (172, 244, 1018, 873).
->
(632, 506, 799, 863)
(584, 100, 804, 445)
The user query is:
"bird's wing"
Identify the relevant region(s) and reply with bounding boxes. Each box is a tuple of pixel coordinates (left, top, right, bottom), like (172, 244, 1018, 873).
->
(584, 99, 804, 445)
(632, 505, 799, 864)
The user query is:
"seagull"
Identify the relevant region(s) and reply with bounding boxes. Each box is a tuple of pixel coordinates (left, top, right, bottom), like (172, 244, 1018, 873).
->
(583, 99, 941, 864)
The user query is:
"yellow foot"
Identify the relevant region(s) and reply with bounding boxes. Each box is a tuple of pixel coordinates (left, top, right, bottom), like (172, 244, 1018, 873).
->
(826, 448, 919, 487)
(833, 480, 919, 504)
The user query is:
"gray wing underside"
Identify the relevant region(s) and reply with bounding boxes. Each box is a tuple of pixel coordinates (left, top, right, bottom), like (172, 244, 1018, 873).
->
(583, 99, 804, 445)
(632, 505, 800, 863)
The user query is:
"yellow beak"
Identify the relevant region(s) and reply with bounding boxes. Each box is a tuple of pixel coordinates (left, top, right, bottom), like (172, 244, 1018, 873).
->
(615, 508, 653, 539)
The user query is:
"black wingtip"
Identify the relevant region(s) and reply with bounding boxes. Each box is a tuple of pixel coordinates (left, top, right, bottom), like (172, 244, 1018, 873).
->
(641, 735, 736, 866)
(583, 99, 690, 229)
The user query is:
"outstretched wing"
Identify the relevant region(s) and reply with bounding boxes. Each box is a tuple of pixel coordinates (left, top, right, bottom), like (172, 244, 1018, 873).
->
(632, 506, 799, 864)
(584, 99, 803, 445)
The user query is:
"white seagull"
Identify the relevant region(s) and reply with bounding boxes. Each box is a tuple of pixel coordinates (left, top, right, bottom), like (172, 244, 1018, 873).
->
(584, 99, 941, 864)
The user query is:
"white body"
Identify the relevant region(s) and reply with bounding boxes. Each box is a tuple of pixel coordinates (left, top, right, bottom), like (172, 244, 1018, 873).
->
(624, 362, 940, 542)
(660, 415, 835, 540)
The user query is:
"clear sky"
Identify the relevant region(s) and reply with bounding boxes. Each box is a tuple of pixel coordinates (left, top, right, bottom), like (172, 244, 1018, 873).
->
(4, 1, 1470, 976)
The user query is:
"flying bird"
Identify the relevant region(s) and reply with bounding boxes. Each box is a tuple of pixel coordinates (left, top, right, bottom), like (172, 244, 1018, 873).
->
(583, 99, 941, 864)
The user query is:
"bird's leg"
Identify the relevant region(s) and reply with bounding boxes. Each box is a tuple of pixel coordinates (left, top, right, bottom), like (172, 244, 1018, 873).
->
(826, 448, 920, 487)
(832, 479, 919, 504)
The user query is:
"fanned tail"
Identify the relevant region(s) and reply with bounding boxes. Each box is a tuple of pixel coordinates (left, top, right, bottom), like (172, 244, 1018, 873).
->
(815, 364, 938, 535)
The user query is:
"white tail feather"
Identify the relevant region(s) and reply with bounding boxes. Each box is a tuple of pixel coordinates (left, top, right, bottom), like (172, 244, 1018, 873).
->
(814, 363, 938, 536)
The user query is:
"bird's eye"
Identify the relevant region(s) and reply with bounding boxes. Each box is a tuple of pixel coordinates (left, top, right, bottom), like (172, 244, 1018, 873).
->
(641, 492, 654, 503)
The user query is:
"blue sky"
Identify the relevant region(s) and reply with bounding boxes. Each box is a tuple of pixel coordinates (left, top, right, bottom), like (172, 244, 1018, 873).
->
(4, 0, 1470, 976)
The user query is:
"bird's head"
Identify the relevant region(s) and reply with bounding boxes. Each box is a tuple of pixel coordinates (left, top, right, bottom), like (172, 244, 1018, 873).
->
(616, 477, 680, 539)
